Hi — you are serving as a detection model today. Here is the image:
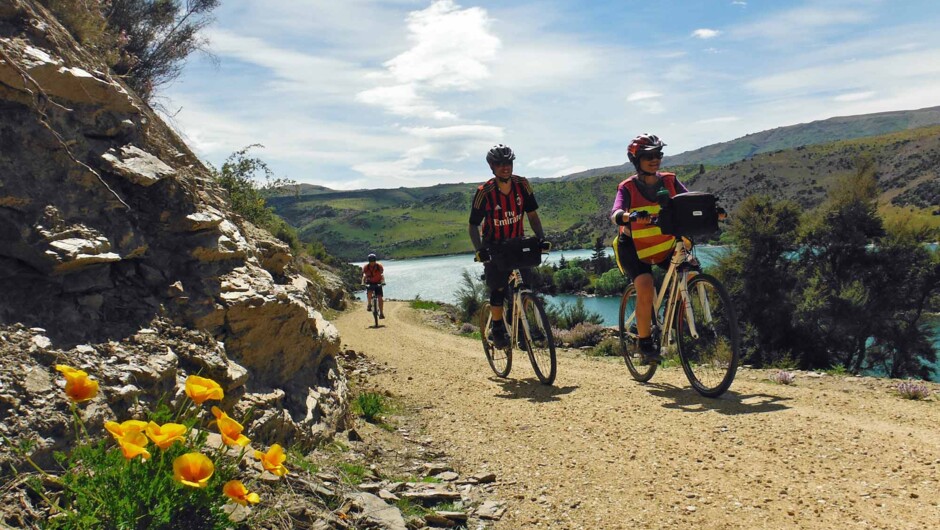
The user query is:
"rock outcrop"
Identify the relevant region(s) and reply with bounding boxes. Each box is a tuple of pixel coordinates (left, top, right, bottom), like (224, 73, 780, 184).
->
(0, 0, 346, 457)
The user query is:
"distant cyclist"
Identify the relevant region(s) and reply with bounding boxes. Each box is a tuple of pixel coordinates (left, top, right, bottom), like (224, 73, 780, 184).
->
(469, 144, 547, 349)
(609, 133, 689, 363)
(361, 253, 385, 319)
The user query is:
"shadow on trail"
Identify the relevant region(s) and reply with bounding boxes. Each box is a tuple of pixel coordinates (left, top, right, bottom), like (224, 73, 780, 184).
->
(366, 324, 387, 330)
(490, 377, 578, 403)
(641, 383, 792, 415)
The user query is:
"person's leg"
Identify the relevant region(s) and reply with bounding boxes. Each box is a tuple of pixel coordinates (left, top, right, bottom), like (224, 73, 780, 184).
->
(634, 273, 655, 338)
(485, 263, 511, 347)
(378, 296, 385, 317)
(366, 288, 373, 311)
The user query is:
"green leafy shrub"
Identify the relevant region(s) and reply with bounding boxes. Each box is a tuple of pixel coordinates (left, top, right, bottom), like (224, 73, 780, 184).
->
(353, 392, 385, 423)
(553, 266, 589, 292)
(589, 337, 619, 356)
(455, 269, 487, 323)
(410, 296, 441, 310)
(546, 298, 603, 329)
(594, 268, 629, 296)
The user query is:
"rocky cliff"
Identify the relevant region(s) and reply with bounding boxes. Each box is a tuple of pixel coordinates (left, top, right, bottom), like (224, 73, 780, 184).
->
(0, 0, 347, 465)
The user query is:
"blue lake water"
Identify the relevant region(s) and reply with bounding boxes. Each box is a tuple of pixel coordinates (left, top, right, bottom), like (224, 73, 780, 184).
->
(354, 245, 939, 381)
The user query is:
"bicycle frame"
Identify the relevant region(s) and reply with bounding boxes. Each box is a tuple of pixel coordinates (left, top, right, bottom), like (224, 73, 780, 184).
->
(483, 269, 533, 351)
(625, 238, 704, 350)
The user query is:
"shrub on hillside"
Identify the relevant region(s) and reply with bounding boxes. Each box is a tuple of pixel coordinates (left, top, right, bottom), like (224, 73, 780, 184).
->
(553, 266, 589, 292)
(455, 269, 487, 323)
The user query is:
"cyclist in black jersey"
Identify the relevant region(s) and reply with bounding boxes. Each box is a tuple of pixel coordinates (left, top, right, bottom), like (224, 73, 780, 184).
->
(469, 144, 547, 349)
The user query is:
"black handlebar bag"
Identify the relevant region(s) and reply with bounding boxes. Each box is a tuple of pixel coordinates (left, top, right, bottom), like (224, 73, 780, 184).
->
(660, 192, 719, 239)
(490, 236, 543, 271)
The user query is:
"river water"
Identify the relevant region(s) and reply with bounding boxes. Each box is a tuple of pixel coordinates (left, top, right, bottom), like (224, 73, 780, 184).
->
(353, 246, 939, 381)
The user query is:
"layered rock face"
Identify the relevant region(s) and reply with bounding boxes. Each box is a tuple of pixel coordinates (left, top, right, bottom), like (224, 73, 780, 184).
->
(0, 0, 346, 454)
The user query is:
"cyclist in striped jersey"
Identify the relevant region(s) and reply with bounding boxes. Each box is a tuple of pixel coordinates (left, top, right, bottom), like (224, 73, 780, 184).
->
(610, 133, 689, 363)
(469, 144, 546, 349)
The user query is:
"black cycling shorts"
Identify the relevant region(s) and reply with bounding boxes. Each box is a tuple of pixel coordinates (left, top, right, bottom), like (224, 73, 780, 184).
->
(483, 262, 533, 306)
(615, 233, 670, 280)
(366, 283, 384, 297)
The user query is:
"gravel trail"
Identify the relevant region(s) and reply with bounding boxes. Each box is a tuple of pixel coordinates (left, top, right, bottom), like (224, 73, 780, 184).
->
(336, 301, 940, 529)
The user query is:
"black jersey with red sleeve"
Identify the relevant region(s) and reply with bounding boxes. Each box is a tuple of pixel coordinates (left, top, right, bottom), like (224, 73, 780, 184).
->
(468, 175, 539, 242)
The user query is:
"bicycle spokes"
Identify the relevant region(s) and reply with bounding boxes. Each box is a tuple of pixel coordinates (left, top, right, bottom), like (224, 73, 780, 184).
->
(675, 275, 739, 397)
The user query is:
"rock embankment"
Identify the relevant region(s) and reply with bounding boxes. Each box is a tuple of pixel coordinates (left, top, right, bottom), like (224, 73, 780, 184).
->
(0, 0, 346, 455)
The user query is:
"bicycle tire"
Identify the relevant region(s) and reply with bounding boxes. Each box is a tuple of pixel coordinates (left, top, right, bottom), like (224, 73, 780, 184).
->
(373, 303, 379, 328)
(674, 273, 740, 397)
(618, 283, 657, 382)
(519, 294, 557, 385)
(479, 302, 511, 378)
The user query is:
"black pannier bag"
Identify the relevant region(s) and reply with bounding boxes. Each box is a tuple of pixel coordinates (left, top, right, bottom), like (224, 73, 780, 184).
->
(490, 236, 543, 271)
(660, 192, 719, 239)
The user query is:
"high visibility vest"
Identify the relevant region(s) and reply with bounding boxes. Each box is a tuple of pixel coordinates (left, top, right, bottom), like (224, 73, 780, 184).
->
(622, 173, 679, 264)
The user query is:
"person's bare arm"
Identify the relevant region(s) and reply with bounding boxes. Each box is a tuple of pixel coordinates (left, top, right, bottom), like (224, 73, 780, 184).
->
(527, 211, 545, 240)
(469, 223, 483, 251)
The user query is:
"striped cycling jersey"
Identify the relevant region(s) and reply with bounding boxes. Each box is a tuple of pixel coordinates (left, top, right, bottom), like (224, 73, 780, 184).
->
(469, 175, 539, 241)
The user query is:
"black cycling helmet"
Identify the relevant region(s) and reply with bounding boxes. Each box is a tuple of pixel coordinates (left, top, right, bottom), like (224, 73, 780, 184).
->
(367, 253, 377, 262)
(627, 133, 666, 167)
(486, 144, 516, 165)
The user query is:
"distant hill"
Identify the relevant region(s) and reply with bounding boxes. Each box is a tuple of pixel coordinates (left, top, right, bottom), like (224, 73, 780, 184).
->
(270, 124, 940, 261)
(561, 105, 940, 180)
(263, 183, 335, 197)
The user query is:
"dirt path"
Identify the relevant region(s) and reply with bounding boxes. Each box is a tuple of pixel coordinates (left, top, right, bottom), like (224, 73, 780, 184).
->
(335, 301, 940, 530)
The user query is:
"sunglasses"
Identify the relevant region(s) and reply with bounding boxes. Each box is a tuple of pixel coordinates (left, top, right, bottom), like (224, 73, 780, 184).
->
(639, 151, 664, 161)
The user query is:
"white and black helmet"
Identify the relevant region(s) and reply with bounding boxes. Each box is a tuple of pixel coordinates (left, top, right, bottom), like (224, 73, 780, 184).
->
(486, 144, 516, 165)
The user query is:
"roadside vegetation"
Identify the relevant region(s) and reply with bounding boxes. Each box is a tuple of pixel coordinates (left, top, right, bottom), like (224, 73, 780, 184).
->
(715, 159, 940, 379)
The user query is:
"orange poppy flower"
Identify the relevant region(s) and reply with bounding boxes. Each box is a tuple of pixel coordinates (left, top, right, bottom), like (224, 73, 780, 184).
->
(54, 364, 98, 402)
(104, 419, 148, 441)
(211, 406, 250, 447)
(173, 453, 214, 488)
(223, 480, 260, 505)
(253, 443, 288, 477)
(117, 430, 151, 461)
(185, 375, 224, 404)
(145, 421, 187, 450)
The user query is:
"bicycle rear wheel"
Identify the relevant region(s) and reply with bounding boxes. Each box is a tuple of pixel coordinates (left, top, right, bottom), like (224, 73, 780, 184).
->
(674, 273, 740, 397)
(479, 302, 511, 377)
(519, 294, 556, 385)
(618, 283, 657, 382)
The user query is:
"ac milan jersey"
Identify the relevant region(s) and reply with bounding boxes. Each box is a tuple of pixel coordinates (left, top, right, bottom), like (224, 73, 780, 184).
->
(469, 175, 539, 241)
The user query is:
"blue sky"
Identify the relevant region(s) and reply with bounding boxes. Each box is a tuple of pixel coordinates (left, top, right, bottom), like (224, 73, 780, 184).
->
(161, 0, 940, 190)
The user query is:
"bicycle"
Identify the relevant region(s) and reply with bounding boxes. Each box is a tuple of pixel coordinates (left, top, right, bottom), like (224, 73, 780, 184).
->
(618, 206, 740, 398)
(364, 283, 384, 328)
(476, 239, 557, 385)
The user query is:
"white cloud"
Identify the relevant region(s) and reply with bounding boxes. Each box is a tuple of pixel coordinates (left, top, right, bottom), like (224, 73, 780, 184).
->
(357, 84, 458, 120)
(731, 1, 747, 6)
(627, 91, 662, 102)
(386, 0, 499, 89)
(527, 156, 570, 170)
(732, 7, 873, 44)
(834, 91, 876, 102)
(692, 29, 721, 39)
(403, 124, 504, 140)
(695, 116, 741, 124)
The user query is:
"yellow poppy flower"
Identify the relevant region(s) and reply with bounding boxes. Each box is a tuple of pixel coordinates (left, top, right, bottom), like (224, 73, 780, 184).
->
(145, 421, 187, 450)
(211, 406, 250, 447)
(117, 430, 151, 461)
(55, 364, 98, 402)
(185, 375, 224, 404)
(173, 453, 214, 488)
(253, 443, 288, 477)
(223, 480, 260, 505)
(104, 419, 148, 441)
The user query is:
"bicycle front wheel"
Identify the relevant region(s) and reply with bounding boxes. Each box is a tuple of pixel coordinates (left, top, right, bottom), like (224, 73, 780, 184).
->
(519, 294, 556, 385)
(479, 302, 511, 378)
(618, 283, 657, 382)
(373, 305, 379, 328)
(674, 274, 740, 397)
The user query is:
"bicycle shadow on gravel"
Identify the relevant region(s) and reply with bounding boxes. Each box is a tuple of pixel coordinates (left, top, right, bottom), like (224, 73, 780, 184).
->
(644, 383, 792, 415)
(490, 378, 578, 403)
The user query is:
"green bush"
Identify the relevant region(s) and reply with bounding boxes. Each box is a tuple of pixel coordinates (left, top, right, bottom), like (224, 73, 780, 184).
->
(553, 322, 606, 348)
(455, 269, 487, 323)
(594, 268, 629, 296)
(553, 266, 589, 292)
(353, 392, 385, 423)
(588, 337, 619, 356)
(410, 296, 441, 311)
